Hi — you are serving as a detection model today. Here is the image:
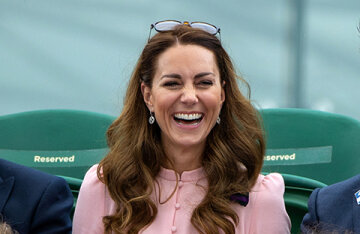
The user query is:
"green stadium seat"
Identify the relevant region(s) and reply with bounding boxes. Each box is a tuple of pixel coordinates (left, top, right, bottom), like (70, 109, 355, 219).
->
(0, 109, 116, 179)
(261, 108, 360, 185)
(263, 172, 327, 233)
(281, 174, 327, 234)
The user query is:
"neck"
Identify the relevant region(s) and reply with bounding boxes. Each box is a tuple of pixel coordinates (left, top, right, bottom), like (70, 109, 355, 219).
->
(162, 140, 205, 174)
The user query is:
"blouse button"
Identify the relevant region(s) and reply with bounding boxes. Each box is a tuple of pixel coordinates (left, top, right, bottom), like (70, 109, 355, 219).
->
(171, 226, 177, 232)
(175, 203, 181, 209)
(178, 181, 184, 187)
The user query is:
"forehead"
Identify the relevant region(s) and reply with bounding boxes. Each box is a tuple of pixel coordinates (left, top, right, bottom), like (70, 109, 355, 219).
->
(155, 44, 218, 74)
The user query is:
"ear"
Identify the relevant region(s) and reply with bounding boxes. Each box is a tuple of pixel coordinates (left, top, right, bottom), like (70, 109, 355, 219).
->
(141, 82, 154, 112)
(220, 80, 226, 106)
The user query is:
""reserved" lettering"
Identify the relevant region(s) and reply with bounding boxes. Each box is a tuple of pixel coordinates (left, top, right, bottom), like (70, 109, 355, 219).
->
(34, 155, 75, 163)
(264, 153, 296, 161)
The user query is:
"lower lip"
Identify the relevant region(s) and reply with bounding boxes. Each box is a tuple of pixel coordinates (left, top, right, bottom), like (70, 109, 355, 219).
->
(173, 118, 203, 129)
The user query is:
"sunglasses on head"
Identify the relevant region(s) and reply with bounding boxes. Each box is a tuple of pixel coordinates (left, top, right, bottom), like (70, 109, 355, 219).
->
(148, 20, 221, 41)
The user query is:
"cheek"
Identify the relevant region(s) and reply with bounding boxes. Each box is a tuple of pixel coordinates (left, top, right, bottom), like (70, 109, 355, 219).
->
(152, 92, 177, 113)
(202, 92, 223, 110)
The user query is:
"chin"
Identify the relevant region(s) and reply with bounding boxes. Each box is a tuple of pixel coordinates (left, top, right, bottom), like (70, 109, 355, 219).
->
(174, 137, 206, 148)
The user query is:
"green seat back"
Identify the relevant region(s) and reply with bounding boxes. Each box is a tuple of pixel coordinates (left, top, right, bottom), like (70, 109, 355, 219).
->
(261, 108, 360, 185)
(281, 174, 327, 234)
(0, 109, 116, 179)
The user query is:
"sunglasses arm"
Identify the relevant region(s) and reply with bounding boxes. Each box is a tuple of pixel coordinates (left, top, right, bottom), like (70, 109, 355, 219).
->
(148, 24, 155, 42)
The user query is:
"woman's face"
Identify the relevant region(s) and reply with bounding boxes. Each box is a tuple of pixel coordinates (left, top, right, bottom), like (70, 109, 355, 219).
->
(142, 44, 225, 149)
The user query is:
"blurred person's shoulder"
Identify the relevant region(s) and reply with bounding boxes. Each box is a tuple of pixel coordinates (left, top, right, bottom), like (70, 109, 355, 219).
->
(301, 174, 360, 233)
(318, 174, 360, 196)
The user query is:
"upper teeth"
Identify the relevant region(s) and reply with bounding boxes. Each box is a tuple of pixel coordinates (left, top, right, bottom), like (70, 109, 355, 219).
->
(174, 113, 202, 120)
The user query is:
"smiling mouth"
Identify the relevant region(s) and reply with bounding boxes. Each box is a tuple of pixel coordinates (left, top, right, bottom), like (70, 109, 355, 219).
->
(173, 113, 203, 125)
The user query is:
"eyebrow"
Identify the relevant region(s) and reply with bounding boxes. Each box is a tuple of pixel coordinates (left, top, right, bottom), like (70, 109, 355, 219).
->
(160, 73, 181, 79)
(160, 72, 215, 80)
(194, 72, 215, 79)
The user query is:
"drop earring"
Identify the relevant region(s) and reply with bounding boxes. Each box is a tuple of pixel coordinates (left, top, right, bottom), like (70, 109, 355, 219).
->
(149, 111, 155, 124)
(216, 116, 221, 124)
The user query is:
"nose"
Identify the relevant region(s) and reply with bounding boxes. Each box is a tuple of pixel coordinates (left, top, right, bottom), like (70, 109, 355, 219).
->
(180, 86, 198, 105)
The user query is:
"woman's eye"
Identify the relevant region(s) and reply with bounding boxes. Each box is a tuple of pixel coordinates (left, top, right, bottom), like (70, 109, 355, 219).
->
(198, 80, 213, 86)
(163, 81, 180, 87)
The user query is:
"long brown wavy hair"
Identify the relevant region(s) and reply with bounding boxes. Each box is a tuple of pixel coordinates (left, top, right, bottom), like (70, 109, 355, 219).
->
(98, 25, 265, 234)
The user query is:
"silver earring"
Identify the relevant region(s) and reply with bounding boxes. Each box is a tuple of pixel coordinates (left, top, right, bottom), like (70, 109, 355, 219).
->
(216, 116, 221, 124)
(149, 111, 155, 124)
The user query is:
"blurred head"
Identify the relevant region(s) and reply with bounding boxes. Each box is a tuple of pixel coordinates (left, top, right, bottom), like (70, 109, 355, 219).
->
(0, 222, 18, 234)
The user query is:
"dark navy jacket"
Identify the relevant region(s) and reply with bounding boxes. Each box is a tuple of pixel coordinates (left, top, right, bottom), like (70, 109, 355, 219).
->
(0, 159, 73, 234)
(301, 174, 360, 233)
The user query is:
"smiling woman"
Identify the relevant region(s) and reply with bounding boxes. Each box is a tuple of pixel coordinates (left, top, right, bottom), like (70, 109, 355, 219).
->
(73, 21, 291, 234)
(141, 44, 224, 173)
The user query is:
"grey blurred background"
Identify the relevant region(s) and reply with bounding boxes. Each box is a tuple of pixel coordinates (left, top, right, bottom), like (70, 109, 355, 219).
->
(1, 0, 359, 119)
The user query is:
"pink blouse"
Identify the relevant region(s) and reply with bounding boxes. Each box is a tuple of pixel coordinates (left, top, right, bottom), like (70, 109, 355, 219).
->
(73, 165, 291, 233)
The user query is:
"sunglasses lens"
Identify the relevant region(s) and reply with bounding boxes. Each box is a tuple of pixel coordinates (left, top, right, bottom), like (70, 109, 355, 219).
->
(190, 22, 218, 35)
(154, 21, 181, 32)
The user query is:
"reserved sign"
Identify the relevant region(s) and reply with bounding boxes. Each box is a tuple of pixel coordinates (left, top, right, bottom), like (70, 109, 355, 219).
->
(0, 148, 109, 167)
(264, 146, 332, 166)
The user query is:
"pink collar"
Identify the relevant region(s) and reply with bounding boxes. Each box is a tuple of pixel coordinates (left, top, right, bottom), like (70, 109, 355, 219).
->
(158, 167, 206, 182)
